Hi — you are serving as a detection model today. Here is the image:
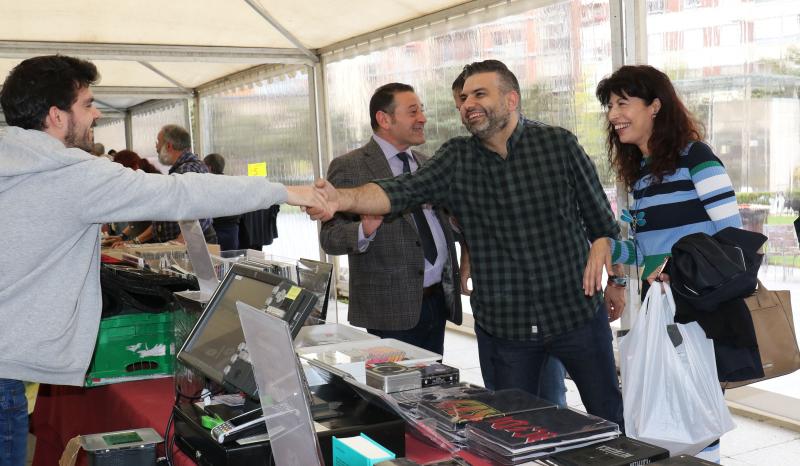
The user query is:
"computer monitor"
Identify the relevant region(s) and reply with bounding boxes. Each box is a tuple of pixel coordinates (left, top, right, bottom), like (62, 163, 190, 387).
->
(296, 258, 333, 322)
(177, 263, 318, 399)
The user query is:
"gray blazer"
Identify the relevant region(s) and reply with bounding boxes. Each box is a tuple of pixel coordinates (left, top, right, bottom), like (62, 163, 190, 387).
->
(320, 137, 462, 330)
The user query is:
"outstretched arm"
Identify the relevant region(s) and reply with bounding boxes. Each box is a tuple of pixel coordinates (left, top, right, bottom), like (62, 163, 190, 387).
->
(286, 184, 330, 212)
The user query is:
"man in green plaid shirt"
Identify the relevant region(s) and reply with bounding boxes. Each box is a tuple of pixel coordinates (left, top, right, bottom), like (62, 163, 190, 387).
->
(312, 60, 625, 426)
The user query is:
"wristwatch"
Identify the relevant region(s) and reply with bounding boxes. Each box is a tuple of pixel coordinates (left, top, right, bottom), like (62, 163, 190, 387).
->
(607, 275, 628, 288)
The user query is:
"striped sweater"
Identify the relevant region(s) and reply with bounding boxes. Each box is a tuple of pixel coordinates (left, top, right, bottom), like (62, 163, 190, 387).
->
(611, 141, 743, 278)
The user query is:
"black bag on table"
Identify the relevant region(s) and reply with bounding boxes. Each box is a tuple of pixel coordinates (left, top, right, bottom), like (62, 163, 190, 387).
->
(100, 264, 198, 317)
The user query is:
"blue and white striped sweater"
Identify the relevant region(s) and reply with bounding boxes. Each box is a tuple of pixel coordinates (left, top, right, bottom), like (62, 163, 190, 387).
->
(611, 141, 742, 277)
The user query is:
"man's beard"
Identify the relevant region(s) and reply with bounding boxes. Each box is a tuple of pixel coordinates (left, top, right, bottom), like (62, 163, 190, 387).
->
(157, 146, 171, 165)
(464, 102, 511, 140)
(64, 116, 94, 152)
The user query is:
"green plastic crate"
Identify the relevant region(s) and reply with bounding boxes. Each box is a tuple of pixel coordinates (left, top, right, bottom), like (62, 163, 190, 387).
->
(85, 312, 175, 386)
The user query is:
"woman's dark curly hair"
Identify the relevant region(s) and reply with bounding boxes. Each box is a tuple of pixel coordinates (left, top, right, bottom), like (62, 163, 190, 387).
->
(113, 149, 160, 174)
(595, 65, 703, 190)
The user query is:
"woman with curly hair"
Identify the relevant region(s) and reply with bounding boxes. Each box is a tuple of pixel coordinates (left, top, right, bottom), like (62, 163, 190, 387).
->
(113, 149, 161, 174)
(585, 64, 741, 286)
(584, 65, 742, 463)
(107, 150, 161, 246)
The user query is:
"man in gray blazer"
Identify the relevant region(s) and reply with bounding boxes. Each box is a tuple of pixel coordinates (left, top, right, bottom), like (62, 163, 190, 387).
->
(320, 83, 461, 355)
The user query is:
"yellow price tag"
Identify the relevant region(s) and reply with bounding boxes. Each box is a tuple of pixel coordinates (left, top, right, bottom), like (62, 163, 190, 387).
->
(286, 286, 301, 301)
(247, 162, 267, 177)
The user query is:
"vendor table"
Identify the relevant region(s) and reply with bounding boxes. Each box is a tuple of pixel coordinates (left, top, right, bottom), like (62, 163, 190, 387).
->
(30, 377, 489, 466)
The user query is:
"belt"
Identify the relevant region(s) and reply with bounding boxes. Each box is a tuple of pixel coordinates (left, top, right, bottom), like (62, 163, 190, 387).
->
(422, 282, 443, 298)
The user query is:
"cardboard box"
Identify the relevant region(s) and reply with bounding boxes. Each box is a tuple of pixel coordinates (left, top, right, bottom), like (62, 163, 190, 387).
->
(333, 434, 395, 466)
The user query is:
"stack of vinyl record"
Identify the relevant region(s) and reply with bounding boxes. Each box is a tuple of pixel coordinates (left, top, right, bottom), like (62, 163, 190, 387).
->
(390, 383, 490, 418)
(465, 407, 620, 465)
(538, 436, 670, 465)
(415, 388, 556, 446)
(365, 362, 422, 393)
(649, 455, 721, 465)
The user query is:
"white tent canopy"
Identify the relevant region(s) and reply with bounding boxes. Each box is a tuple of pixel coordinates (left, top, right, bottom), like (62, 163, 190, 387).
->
(0, 0, 474, 114)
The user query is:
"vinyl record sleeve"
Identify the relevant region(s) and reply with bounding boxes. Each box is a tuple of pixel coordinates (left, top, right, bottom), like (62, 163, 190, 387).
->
(465, 408, 619, 455)
(547, 436, 669, 466)
(389, 383, 490, 412)
(417, 388, 555, 432)
(650, 455, 720, 465)
(467, 440, 555, 465)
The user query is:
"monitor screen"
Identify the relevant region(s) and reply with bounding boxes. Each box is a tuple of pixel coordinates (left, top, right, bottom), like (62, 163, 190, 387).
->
(178, 263, 317, 398)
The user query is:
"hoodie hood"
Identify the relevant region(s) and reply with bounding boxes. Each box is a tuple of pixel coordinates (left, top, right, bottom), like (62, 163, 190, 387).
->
(0, 126, 93, 178)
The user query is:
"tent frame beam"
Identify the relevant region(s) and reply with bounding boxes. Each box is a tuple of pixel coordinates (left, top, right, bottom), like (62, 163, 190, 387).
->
(0, 40, 314, 64)
(91, 86, 193, 99)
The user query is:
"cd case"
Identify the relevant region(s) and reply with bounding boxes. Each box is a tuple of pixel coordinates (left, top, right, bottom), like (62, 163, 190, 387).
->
(417, 362, 459, 387)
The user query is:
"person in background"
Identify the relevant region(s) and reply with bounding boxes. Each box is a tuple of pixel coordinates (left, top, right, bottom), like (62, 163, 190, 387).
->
(451, 72, 467, 110)
(151, 124, 218, 244)
(585, 64, 742, 463)
(113, 149, 160, 174)
(319, 82, 462, 355)
(311, 60, 625, 423)
(204, 153, 242, 251)
(90, 142, 105, 156)
(0, 54, 327, 464)
(108, 150, 160, 247)
(448, 70, 570, 409)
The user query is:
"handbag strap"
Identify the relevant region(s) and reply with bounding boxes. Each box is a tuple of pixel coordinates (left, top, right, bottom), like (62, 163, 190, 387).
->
(747, 279, 778, 309)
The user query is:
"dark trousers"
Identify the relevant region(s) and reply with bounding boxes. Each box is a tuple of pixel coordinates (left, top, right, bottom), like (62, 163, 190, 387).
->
(0, 378, 28, 466)
(367, 285, 447, 355)
(477, 328, 568, 408)
(475, 304, 623, 427)
(215, 224, 240, 251)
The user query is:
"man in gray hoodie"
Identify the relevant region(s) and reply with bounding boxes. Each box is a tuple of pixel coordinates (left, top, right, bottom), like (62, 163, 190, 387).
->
(0, 55, 326, 464)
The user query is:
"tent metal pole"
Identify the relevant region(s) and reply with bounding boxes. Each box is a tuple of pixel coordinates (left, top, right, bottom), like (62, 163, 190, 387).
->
(137, 61, 194, 95)
(242, 0, 319, 63)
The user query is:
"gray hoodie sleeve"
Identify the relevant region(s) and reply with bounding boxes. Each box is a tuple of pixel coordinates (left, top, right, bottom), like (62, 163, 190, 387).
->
(65, 157, 288, 224)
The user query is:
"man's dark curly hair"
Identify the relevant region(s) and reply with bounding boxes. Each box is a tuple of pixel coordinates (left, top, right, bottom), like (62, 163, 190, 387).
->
(1, 55, 99, 130)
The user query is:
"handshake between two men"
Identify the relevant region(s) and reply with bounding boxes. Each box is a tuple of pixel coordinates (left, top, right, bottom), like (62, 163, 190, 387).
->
(289, 179, 390, 223)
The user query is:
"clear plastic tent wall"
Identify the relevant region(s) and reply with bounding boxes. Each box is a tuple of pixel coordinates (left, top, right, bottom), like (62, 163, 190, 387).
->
(199, 68, 320, 261)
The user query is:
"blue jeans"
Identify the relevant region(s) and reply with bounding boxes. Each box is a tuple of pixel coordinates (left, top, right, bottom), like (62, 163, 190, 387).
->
(0, 379, 28, 466)
(477, 329, 568, 408)
(367, 285, 447, 355)
(475, 304, 623, 427)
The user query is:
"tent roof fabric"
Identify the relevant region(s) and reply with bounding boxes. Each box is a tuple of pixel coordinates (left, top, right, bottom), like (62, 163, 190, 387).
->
(0, 0, 471, 111)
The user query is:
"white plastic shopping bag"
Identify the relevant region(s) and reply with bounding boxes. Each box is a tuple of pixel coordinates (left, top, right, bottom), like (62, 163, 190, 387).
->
(619, 284, 735, 456)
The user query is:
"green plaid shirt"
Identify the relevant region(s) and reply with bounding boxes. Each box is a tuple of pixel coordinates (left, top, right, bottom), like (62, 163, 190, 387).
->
(374, 120, 619, 340)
